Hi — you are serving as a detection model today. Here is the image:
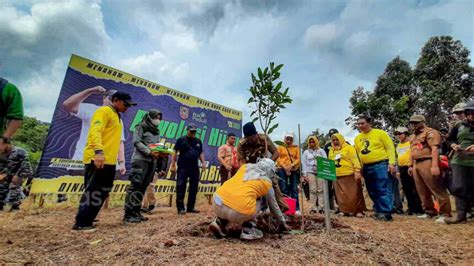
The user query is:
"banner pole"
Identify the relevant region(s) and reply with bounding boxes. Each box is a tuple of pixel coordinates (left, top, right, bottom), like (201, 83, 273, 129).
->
(323, 180, 331, 232)
(298, 124, 305, 231)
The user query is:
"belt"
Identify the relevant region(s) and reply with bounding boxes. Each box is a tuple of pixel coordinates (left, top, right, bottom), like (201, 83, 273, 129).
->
(363, 159, 388, 167)
(415, 157, 432, 162)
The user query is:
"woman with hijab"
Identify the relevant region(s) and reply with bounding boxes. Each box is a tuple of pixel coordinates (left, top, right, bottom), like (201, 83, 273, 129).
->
(301, 136, 327, 213)
(328, 133, 366, 217)
(123, 109, 163, 223)
(209, 158, 289, 240)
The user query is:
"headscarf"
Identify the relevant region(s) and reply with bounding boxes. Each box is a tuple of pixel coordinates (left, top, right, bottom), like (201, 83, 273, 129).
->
(331, 133, 348, 151)
(243, 158, 276, 183)
(140, 109, 162, 135)
(307, 135, 320, 149)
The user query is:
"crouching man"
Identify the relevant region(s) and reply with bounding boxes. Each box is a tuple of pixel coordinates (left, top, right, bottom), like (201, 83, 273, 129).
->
(0, 143, 32, 211)
(209, 158, 290, 240)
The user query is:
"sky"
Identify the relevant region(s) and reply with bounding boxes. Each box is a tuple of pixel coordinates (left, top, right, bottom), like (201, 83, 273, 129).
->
(1, 0, 473, 143)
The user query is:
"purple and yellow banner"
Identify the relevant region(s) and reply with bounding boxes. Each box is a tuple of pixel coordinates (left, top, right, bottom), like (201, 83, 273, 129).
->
(33, 54, 242, 196)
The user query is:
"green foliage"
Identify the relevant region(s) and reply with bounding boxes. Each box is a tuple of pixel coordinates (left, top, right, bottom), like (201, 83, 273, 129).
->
(248, 62, 293, 135)
(414, 36, 473, 128)
(11, 116, 49, 172)
(347, 36, 473, 132)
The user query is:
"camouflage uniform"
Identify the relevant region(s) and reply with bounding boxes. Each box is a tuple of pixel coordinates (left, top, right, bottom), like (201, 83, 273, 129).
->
(237, 134, 278, 164)
(0, 146, 32, 209)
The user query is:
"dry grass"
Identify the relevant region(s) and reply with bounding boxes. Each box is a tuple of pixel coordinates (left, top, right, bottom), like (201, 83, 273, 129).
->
(0, 200, 473, 264)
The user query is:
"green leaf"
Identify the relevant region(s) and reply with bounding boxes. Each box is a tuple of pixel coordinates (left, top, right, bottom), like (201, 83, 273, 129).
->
(275, 82, 282, 92)
(252, 117, 259, 123)
(274, 64, 284, 73)
(268, 123, 279, 135)
(258, 68, 263, 80)
(247, 97, 254, 104)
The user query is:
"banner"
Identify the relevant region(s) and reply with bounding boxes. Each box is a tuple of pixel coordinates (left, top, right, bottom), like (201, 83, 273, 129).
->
(34, 54, 242, 196)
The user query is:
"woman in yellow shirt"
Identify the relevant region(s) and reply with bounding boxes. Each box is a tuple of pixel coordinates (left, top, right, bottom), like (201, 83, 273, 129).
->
(276, 131, 301, 215)
(329, 133, 366, 217)
(209, 159, 289, 240)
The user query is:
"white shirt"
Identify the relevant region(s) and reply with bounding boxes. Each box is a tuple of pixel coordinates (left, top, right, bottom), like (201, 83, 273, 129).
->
(72, 103, 125, 160)
(302, 148, 327, 175)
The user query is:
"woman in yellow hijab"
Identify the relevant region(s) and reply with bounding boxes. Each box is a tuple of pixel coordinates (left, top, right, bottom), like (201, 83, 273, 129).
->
(328, 133, 366, 217)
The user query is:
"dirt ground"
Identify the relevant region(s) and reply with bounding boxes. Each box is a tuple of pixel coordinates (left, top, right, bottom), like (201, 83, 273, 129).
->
(0, 200, 473, 264)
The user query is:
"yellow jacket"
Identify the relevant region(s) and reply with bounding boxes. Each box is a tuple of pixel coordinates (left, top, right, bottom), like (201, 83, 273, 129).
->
(215, 165, 272, 215)
(354, 129, 396, 165)
(329, 133, 361, 176)
(276, 145, 300, 170)
(83, 106, 123, 165)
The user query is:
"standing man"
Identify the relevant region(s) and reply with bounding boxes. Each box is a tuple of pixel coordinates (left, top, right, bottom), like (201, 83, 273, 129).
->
(354, 115, 396, 221)
(217, 133, 239, 184)
(446, 101, 474, 224)
(170, 123, 206, 215)
(73, 92, 136, 231)
(63, 86, 126, 175)
(237, 122, 279, 164)
(408, 115, 451, 223)
(0, 78, 23, 154)
(395, 126, 423, 215)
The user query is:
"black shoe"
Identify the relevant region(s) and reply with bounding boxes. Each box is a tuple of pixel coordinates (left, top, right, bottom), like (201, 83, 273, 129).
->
(148, 205, 155, 211)
(136, 213, 149, 221)
(178, 210, 186, 215)
(372, 213, 393, 221)
(141, 207, 151, 214)
(10, 205, 20, 212)
(187, 209, 200, 213)
(72, 225, 97, 232)
(123, 216, 142, 223)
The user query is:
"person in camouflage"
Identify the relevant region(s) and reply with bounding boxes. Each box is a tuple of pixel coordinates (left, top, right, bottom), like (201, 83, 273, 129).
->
(0, 145, 33, 211)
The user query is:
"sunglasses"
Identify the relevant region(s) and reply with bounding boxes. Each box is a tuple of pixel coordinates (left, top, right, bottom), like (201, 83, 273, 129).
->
(395, 132, 406, 136)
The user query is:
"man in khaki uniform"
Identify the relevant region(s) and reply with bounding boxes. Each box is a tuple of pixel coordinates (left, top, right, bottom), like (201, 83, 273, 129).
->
(237, 122, 279, 164)
(408, 115, 451, 223)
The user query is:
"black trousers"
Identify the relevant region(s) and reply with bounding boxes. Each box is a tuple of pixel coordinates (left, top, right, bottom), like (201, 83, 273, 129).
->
(450, 164, 474, 216)
(391, 173, 403, 212)
(176, 166, 200, 211)
(124, 159, 156, 217)
(399, 166, 423, 214)
(75, 163, 116, 227)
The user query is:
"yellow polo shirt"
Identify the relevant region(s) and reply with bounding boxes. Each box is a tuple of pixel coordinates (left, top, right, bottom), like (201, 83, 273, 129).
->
(83, 106, 122, 165)
(215, 165, 272, 215)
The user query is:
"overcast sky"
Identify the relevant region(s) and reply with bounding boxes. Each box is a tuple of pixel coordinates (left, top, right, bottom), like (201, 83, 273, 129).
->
(1, 0, 473, 142)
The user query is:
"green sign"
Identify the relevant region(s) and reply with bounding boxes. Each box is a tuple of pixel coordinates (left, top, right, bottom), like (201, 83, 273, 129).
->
(317, 157, 337, 181)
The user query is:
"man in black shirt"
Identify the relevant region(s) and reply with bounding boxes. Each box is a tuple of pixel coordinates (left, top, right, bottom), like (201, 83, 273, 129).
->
(170, 123, 206, 215)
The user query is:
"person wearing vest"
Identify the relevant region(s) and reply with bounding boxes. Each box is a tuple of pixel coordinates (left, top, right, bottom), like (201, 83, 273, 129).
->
(408, 115, 451, 223)
(123, 109, 163, 223)
(395, 126, 423, 215)
(445, 101, 474, 224)
(0, 78, 24, 154)
(354, 115, 396, 221)
(218, 133, 239, 184)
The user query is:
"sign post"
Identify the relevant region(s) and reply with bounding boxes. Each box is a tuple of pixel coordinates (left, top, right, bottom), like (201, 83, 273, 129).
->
(316, 157, 337, 232)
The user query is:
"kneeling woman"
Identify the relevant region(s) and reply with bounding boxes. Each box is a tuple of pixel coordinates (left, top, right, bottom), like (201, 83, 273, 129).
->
(329, 133, 366, 217)
(124, 109, 163, 223)
(209, 159, 289, 240)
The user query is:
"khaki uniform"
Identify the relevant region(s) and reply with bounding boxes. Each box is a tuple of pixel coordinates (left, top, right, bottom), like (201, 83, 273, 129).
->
(410, 127, 451, 216)
(237, 134, 278, 164)
(236, 134, 288, 212)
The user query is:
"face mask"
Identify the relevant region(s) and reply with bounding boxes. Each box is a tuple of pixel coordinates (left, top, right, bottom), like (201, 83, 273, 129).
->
(151, 119, 161, 126)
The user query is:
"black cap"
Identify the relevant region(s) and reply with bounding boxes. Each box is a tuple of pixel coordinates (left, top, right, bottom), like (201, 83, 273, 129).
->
(112, 91, 137, 106)
(328, 128, 339, 136)
(243, 122, 258, 137)
(187, 123, 197, 131)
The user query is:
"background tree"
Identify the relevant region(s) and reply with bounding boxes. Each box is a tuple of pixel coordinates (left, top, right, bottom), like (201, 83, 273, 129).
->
(414, 36, 473, 128)
(248, 62, 293, 135)
(347, 57, 417, 132)
(12, 116, 49, 172)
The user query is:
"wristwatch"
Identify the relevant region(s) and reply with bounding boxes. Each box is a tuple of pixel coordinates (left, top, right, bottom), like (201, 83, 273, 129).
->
(1, 136, 11, 144)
